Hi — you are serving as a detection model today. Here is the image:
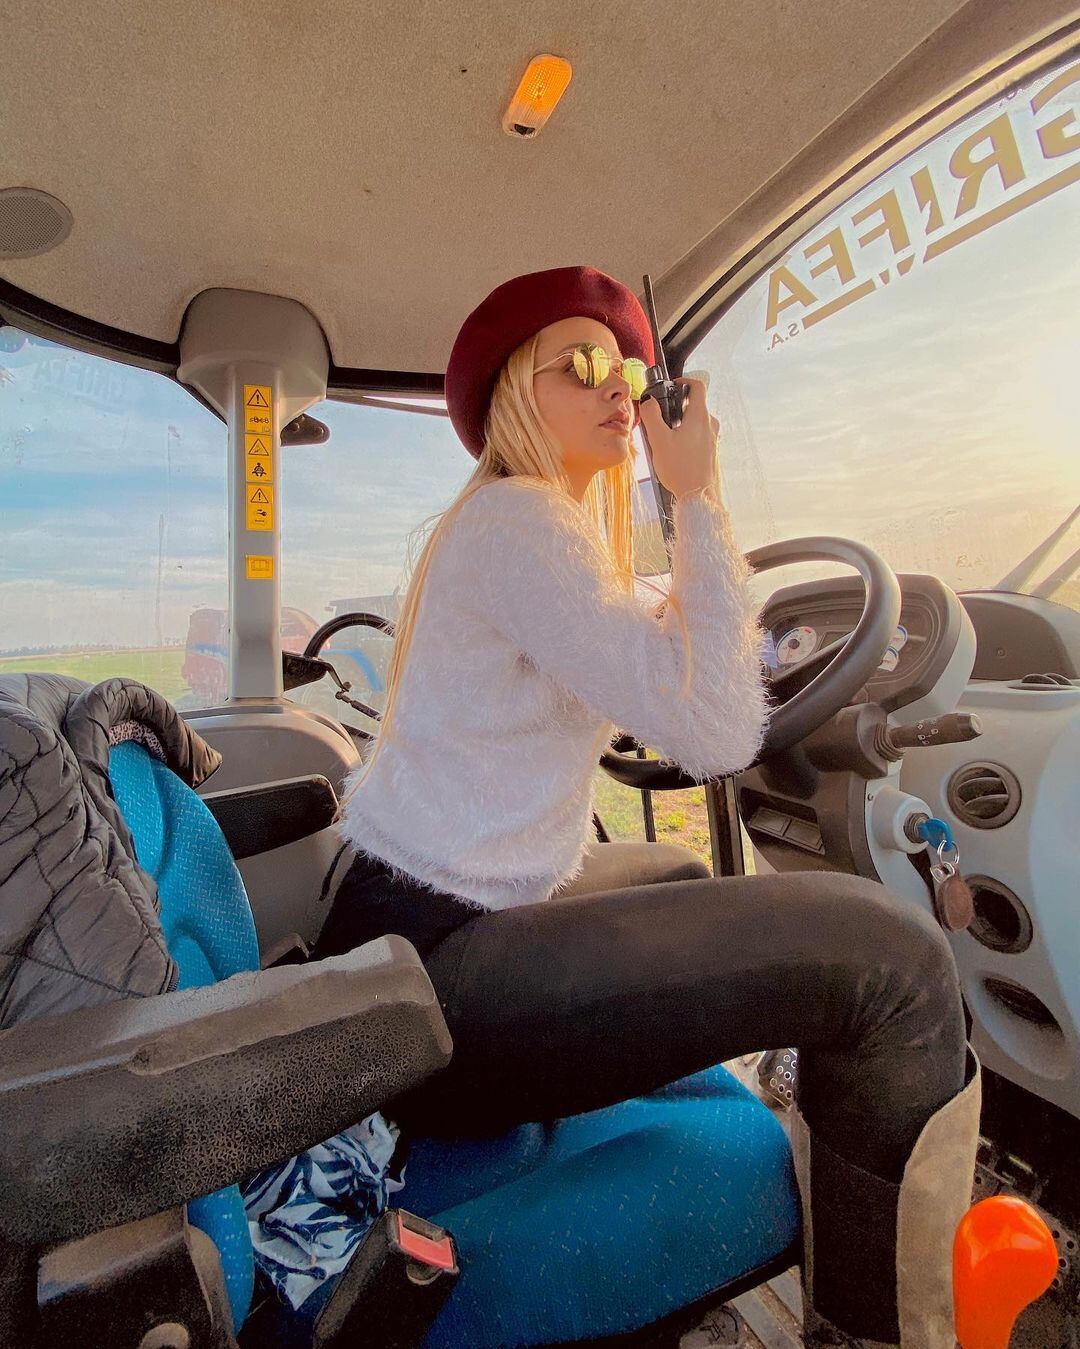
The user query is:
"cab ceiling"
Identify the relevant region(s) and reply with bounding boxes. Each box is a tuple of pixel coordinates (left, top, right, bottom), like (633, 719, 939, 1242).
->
(0, 0, 1008, 373)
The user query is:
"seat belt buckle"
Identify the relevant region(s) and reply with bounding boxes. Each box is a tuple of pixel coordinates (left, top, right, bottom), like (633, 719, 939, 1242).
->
(312, 1208, 459, 1349)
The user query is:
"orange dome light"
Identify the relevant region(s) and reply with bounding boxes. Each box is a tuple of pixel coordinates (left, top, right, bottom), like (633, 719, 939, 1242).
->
(502, 54, 573, 139)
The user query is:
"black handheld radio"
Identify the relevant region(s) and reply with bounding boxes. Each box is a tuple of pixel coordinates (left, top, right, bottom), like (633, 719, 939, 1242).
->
(638, 273, 691, 431)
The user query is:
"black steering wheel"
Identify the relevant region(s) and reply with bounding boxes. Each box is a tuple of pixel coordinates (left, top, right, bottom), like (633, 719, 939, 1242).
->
(598, 537, 902, 791)
(303, 612, 395, 659)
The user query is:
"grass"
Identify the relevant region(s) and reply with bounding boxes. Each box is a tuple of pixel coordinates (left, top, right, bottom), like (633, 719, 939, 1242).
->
(591, 760, 758, 875)
(591, 764, 715, 870)
(0, 650, 190, 701)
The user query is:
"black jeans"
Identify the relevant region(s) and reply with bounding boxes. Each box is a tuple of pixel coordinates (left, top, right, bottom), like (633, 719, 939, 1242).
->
(314, 841, 966, 1183)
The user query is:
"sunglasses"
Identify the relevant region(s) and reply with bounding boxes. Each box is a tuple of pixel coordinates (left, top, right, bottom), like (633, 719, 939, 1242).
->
(534, 342, 650, 401)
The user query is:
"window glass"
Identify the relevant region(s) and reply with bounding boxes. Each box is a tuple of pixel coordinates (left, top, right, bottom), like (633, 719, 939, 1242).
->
(0, 328, 228, 707)
(278, 399, 473, 729)
(688, 51, 1080, 614)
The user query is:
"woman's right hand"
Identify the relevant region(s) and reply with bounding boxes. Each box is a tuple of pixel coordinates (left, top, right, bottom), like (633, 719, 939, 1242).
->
(637, 377, 721, 502)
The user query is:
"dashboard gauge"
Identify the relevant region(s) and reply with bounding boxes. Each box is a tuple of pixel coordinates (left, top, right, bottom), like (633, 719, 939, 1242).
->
(776, 625, 819, 665)
(876, 625, 907, 675)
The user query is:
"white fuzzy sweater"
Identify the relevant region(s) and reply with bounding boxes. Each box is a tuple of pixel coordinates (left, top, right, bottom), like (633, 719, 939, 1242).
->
(337, 476, 768, 910)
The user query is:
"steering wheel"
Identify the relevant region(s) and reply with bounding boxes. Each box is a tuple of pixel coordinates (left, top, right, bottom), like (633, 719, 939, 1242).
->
(598, 537, 902, 791)
(303, 611, 395, 659)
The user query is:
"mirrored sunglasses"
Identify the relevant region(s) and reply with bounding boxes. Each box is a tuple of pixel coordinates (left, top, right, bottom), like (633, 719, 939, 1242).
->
(537, 342, 650, 401)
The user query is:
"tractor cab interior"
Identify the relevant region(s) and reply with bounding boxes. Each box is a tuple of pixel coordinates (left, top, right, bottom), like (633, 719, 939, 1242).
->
(2, 3, 1079, 1346)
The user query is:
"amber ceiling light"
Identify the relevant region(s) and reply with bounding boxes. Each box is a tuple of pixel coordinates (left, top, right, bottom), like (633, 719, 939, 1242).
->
(502, 54, 573, 139)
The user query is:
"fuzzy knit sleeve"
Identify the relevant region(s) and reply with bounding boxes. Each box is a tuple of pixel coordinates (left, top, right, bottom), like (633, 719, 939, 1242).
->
(452, 477, 769, 780)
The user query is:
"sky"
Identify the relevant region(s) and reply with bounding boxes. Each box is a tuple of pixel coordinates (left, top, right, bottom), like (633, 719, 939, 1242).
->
(1, 52, 1078, 656)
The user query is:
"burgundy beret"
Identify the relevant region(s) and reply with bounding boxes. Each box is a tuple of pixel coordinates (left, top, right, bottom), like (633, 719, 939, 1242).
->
(444, 265, 656, 458)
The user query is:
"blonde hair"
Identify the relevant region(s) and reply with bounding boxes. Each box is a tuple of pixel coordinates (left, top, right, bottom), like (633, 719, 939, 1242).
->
(336, 331, 694, 817)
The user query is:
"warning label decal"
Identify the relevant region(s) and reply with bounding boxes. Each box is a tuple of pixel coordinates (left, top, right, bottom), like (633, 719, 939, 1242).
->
(242, 385, 274, 512)
(244, 384, 273, 436)
(246, 483, 274, 531)
(245, 432, 273, 484)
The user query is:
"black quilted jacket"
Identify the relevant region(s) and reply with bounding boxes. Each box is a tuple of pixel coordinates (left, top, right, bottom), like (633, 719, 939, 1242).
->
(0, 674, 222, 1028)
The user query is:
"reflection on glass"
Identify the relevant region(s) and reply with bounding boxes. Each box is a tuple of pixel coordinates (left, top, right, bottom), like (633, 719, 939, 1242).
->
(689, 52, 1080, 614)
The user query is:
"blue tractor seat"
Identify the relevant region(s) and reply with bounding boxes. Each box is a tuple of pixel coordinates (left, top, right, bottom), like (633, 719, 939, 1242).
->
(108, 740, 261, 1331)
(107, 740, 800, 1346)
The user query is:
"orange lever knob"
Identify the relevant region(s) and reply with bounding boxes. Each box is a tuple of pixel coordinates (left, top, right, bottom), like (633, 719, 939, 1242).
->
(953, 1195, 1058, 1349)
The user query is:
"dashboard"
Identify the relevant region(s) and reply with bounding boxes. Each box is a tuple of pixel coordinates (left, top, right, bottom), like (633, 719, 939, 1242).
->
(759, 573, 965, 713)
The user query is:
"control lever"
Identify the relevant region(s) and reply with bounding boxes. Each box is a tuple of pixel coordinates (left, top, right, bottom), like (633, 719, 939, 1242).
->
(953, 1195, 1058, 1348)
(877, 712, 982, 759)
(283, 649, 382, 721)
(327, 666, 382, 722)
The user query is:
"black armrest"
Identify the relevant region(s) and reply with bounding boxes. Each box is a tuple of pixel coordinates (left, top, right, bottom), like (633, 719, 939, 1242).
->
(260, 931, 312, 967)
(0, 936, 451, 1247)
(37, 1209, 238, 1349)
(201, 774, 338, 859)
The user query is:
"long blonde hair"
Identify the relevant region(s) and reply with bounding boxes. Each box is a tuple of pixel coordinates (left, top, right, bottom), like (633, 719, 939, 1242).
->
(336, 331, 694, 814)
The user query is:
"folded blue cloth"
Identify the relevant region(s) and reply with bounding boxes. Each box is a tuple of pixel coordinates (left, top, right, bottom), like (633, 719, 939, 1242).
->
(241, 1112, 406, 1311)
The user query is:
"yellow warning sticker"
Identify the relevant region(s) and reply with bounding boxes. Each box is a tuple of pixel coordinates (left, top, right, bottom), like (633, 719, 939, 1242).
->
(246, 554, 274, 580)
(244, 384, 273, 436)
(245, 432, 273, 484)
(246, 483, 274, 531)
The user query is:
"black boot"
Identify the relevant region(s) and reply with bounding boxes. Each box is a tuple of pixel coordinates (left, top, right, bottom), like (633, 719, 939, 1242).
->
(793, 1048, 981, 1348)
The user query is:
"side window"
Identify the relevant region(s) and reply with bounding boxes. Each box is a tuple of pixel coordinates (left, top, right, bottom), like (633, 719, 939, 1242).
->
(0, 329, 228, 708)
(279, 398, 476, 730)
(690, 51, 1080, 614)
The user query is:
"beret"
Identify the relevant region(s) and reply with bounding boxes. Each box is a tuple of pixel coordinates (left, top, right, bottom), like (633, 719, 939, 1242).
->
(444, 265, 655, 458)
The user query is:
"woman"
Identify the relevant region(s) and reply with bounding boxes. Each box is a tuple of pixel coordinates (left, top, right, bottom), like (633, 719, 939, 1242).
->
(313, 266, 980, 1348)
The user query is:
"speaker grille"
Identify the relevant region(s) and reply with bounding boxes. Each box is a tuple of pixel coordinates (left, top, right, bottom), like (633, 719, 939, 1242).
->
(0, 188, 73, 259)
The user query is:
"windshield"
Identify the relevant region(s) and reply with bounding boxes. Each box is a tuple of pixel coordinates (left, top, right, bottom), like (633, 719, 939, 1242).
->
(688, 50, 1080, 613)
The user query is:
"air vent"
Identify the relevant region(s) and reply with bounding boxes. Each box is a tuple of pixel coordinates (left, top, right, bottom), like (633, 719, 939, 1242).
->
(983, 978, 1058, 1028)
(0, 188, 73, 259)
(947, 761, 1021, 829)
(1007, 672, 1078, 690)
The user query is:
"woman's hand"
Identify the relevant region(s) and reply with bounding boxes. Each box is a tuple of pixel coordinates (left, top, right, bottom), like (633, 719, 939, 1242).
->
(638, 378, 721, 502)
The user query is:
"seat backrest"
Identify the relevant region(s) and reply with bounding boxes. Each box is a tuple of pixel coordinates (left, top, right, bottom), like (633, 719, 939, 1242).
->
(108, 740, 260, 987)
(107, 739, 259, 1330)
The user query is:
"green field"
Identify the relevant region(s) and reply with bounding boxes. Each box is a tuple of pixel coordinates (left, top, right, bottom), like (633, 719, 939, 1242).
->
(0, 650, 189, 701)
(591, 764, 756, 874)
(591, 766, 715, 869)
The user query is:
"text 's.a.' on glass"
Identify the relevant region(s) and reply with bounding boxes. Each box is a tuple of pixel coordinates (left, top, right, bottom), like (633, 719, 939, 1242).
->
(0, 328, 229, 709)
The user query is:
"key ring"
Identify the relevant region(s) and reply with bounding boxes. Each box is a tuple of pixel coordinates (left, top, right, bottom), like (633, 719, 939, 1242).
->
(930, 837, 961, 884)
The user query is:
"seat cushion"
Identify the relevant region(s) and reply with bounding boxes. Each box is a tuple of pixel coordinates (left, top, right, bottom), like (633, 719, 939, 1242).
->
(108, 741, 258, 1332)
(404, 1063, 799, 1347)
